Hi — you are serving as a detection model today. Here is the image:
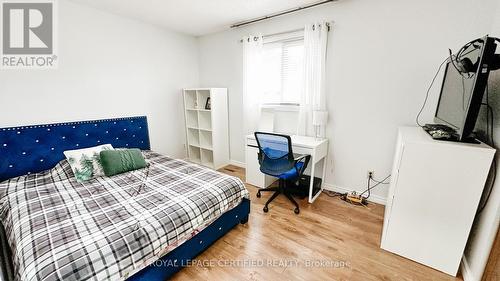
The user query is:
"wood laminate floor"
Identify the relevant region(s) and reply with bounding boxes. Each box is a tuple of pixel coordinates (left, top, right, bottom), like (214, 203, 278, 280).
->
(171, 165, 466, 281)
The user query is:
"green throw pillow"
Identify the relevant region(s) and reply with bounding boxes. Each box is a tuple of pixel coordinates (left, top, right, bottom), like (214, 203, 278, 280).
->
(100, 149, 147, 177)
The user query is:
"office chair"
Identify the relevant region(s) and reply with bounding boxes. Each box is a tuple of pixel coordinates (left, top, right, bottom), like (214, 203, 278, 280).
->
(254, 132, 311, 214)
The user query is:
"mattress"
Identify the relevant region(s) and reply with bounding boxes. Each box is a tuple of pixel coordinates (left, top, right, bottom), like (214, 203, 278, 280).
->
(0, 151, 249, 281)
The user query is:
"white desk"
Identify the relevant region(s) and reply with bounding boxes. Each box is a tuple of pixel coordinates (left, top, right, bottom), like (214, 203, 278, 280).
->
(245, 134, 329, 203)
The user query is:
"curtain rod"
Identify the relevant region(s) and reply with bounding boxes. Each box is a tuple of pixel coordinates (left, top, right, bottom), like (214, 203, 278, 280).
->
(239, 28, 303, 43)
(238, 23, 332, 43)
(230, 0, 338, 28)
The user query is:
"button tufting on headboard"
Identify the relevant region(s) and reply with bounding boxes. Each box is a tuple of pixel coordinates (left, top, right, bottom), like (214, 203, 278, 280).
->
(0, 116, 151, 182)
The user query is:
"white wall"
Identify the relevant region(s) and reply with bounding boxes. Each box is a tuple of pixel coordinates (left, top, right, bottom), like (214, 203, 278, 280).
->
(0, 0, 199, 158)
(463, 2, 500, 280)
(198, 0, 498, 202)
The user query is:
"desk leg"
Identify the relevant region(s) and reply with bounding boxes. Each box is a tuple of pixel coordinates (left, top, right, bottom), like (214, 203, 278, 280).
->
(308, 156, 326, 203)
(308, 160, 316, 203)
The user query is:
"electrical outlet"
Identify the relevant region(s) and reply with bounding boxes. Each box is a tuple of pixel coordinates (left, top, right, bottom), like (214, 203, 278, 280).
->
(367, 170, 374, 179)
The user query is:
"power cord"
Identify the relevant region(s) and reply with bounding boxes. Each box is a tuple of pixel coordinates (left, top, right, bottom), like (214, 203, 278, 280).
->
(478, 159, 497, 214)
(134, 163, 150, 196)
(477, 84, 496, 214)
(369, 176, 391, 185)
(415, 47, 481, 127)
(328, 173, 392, 206)
(323, 190, 343, 198)
(360, 174, 391, 200)
(416, 57, 448, 127)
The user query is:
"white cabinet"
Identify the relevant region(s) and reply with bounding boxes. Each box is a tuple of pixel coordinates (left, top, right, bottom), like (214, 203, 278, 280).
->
(381, 127, 495, 276)
(183, 88, 229, 169)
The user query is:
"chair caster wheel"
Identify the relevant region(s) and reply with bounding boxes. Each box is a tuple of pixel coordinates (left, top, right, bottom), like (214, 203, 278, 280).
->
(257, 192, 261, 198)
(263, 206, 269, 213)
(294, 208, 300, 214)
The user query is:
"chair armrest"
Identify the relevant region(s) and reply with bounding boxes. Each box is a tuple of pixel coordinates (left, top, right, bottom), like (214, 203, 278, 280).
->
(294, 154, 310, 162)
(293, 154, 311, 177)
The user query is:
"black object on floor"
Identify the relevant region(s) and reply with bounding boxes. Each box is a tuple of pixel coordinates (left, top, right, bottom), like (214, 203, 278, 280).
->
(287, 175, 322, 198)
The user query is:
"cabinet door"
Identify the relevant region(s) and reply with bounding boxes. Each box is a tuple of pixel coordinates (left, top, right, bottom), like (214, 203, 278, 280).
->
(381, 134, 404, 244)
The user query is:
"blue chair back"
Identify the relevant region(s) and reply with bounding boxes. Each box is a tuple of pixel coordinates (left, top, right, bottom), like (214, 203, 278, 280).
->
(254, 132, 294, 177)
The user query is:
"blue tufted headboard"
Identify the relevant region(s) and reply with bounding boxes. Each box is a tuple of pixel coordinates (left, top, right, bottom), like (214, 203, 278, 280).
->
(0, 116, 151, 182)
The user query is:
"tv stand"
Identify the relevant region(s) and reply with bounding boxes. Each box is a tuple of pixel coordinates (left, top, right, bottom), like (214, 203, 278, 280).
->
(381, 127, 495, 275)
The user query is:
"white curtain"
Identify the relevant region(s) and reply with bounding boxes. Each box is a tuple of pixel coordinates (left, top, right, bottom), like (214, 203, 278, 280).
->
(242, 34, 264, 135)
(298, 22, 329, 137)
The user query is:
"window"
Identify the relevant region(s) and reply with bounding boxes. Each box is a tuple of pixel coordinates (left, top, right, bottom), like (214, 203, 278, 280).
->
(261, 38, 304, 104)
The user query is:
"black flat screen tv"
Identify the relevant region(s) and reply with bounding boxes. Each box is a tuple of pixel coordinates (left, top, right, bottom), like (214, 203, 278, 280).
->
(434, 36, 498, 142)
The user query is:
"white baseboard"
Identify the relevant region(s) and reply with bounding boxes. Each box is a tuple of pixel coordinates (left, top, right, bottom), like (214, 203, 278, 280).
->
(229, 159, 246, 168)
(461, 256, 479, 281)
(323, 183, 387, 205)
(228, 160, 387, 205)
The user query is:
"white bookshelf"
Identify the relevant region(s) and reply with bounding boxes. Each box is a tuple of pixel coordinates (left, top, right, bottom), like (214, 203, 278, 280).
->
(183, 88, 229, 169)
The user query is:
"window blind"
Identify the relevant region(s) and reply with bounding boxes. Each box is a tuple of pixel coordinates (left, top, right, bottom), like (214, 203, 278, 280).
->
(282, 40, 304, 103)
(262, 39, 304, 104)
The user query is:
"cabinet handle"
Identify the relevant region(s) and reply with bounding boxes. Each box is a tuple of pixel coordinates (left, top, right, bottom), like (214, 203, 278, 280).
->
(247, 145, 258, 148)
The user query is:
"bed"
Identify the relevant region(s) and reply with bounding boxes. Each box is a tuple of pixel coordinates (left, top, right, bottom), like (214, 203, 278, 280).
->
(0, 116, 250, 281)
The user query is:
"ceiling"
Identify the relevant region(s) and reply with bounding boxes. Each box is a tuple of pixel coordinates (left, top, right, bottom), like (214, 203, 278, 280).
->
(68, 0, 327, 36)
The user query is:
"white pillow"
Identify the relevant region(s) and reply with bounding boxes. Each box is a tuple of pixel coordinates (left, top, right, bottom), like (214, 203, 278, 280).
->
(63, 144, 114, 182)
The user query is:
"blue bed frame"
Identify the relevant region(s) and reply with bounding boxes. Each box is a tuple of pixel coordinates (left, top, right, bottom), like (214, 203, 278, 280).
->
(0, 116, 250, 281)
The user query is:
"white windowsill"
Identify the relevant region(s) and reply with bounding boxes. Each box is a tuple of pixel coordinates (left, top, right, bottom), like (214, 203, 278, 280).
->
(260, 103, 300, 112)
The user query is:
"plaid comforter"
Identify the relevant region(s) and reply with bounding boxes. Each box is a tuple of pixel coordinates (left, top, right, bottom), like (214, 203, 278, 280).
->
(0, 151, 249, 281)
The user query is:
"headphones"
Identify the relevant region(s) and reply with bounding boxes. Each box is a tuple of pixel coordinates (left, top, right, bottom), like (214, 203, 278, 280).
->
(449, 37, 500, 76)
(454, 55, 479, 73)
